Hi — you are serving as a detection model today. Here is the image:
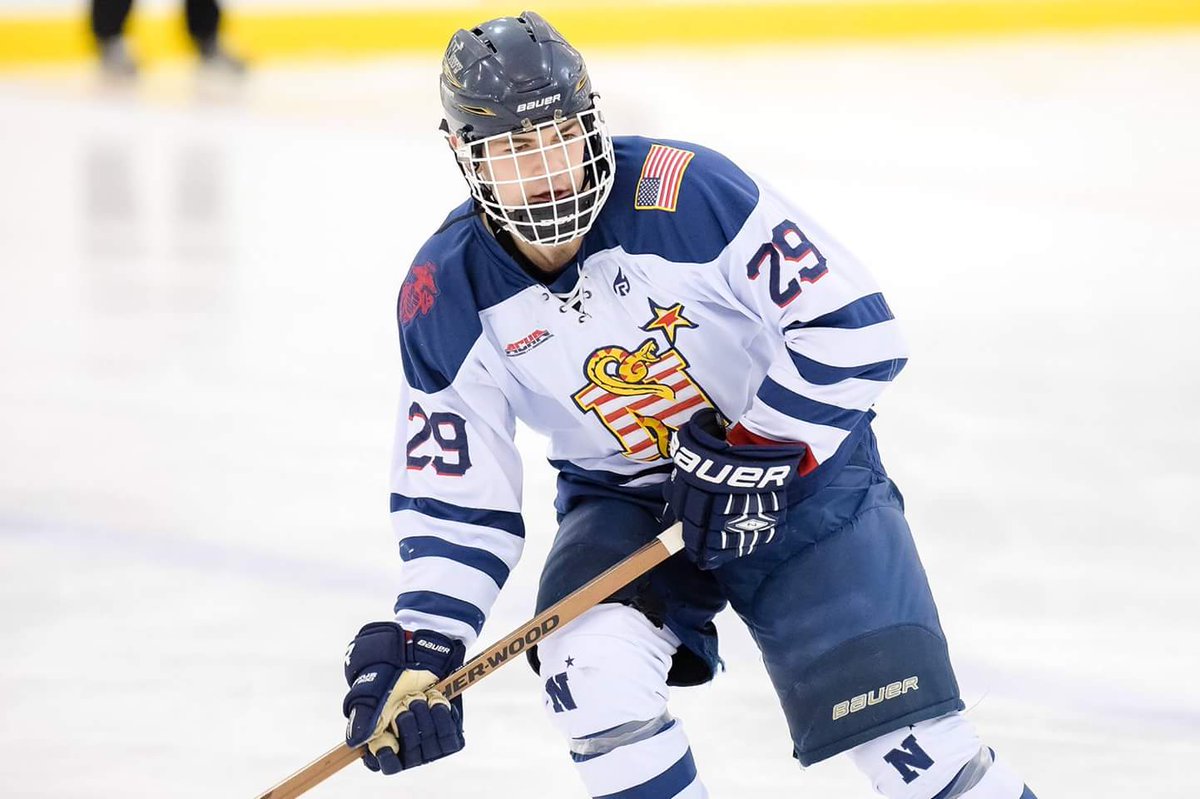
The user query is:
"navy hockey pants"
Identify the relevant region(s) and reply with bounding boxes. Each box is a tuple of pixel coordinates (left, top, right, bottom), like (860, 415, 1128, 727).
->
(530, 425, 964, 765)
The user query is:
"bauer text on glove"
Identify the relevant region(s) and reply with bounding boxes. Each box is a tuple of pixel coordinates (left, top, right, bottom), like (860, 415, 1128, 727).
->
(663, 408, 807, 569)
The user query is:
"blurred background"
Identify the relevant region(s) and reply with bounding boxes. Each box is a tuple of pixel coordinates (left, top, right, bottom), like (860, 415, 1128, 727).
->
(2, 1, 1199, 797)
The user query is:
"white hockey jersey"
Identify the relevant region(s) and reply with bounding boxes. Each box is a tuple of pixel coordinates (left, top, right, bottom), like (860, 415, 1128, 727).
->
(390, 136, 908, 646)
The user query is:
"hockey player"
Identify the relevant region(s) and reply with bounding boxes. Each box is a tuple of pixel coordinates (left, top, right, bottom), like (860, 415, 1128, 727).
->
(339, 11, 1039, 799)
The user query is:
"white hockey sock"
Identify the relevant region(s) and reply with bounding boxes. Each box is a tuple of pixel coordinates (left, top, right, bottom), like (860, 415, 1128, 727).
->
(941, 749, 1031, 798)
(849, 712, 1034, 799)
(538, 604, 708, 799)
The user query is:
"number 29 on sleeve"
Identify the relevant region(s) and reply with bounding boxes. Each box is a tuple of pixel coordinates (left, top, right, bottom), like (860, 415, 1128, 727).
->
(406, 402, 471, 476)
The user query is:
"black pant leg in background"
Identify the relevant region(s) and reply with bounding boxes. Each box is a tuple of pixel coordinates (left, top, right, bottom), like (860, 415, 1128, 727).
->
(91, 0, 134, 41)
(185, 0, 221, 45)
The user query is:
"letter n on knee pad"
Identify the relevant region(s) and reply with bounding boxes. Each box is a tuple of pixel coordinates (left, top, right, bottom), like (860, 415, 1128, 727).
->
(883, 734, 934, 784)
(545, 670, 578, 713)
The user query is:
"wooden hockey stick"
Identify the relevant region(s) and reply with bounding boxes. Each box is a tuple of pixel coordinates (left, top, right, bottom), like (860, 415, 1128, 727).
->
(255, 522, 685, 799)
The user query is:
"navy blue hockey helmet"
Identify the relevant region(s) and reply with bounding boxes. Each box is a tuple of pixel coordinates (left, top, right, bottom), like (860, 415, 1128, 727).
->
(441, 11, 594, 141)
(439, 11, 615, 246)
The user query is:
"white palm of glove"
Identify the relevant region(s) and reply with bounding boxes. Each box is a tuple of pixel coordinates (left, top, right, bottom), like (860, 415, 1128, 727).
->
(364, 669, 451, 757)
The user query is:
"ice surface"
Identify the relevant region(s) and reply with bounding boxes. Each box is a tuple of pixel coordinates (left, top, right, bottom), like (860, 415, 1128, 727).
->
(1, 32, 1198, 798)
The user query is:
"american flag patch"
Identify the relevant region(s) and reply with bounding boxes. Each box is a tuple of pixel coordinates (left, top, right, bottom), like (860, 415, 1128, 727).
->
(633, 144, 695, 212)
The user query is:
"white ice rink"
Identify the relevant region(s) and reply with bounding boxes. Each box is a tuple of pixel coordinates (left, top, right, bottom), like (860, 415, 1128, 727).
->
(2, 30, 1199, 798)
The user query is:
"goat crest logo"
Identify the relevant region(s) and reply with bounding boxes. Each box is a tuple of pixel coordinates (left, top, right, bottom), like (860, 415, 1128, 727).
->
(400, 263, 439, 326)
(572, 336, 714, 462)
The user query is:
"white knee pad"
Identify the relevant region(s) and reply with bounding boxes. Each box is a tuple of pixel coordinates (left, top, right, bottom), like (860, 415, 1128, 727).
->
(537, 603, 680, 746)
(538, 605, 706, 798)
(850, 712, 1026, 799)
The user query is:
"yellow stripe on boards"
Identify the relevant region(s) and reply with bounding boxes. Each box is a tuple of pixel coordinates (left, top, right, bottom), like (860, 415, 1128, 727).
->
(2, 1, 1200, 69)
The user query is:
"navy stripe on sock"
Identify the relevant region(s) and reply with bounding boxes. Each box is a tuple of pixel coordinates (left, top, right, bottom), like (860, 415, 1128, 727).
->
(593, 747, 697, 799)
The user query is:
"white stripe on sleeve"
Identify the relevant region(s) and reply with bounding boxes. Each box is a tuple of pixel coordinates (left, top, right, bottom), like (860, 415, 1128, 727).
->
(391, 509, 524, 572)
(785, 319, 908, 368)
(393, 557, 503, 617)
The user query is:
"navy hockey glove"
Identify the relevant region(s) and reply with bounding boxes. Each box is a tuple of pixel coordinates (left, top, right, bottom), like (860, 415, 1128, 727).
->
(664, 408, 808, 570)
(342, 622, 466, 774)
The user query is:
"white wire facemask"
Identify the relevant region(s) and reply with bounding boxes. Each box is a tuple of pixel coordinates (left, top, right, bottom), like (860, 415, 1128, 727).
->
(450, 107, 615, 247)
